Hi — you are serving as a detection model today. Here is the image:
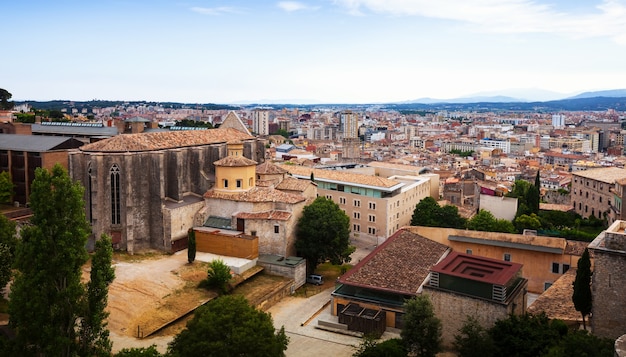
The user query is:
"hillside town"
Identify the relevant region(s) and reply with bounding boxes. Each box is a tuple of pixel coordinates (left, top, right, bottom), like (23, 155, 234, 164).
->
(1, 98, 626, 356)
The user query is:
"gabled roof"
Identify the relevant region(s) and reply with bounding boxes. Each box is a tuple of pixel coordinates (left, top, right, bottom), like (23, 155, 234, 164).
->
(219, 111, 251, 136)
(0, 134, 84, 152)
(256, 161, 287, 175)
(338, 229, 449, 295)
(79, 127, 253, 152)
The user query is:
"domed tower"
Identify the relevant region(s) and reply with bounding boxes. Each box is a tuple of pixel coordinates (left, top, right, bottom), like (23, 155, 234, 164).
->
(213, 141, 258, 193)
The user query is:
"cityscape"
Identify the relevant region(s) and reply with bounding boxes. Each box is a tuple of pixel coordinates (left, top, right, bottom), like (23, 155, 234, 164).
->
(1, 89, 626, 355)
(2, 0, 626, 355)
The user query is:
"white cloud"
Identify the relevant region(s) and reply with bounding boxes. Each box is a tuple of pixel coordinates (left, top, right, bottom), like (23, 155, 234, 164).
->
(277, 1, 318, 12)
(332, 0, 626, 44)
(190, 6, 241, 15)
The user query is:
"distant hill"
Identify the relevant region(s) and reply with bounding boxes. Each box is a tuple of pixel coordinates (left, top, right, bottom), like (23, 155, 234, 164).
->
(567, 89, 626, 99)
(399, 95, 522, 104)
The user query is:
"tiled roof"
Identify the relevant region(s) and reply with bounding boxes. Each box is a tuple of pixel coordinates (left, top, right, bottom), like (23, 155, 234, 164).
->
(367, 161, 424, 174)
(214, 155, 258, 167)
(204, 186, 305, 204)
(527, 268, 580, 322)
(572, 167, 626, 183)
(256, 161, 287, 175)
(79, 127, 252, 152)
(564, 240, 589, 256)
(276, 177, 314, 192)
(339, 229, 449, 295)
(235, 210, 292, 221)
(283, 165, 402, 189)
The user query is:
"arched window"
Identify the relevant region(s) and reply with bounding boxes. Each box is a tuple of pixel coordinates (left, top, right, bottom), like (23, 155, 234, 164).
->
(110, 164, 121, 225)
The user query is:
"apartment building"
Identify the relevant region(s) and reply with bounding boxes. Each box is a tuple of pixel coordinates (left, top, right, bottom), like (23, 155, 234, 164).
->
(252, 109, 270, 136)
(283, 164, 433, 239)
(570, 166, 626, 221)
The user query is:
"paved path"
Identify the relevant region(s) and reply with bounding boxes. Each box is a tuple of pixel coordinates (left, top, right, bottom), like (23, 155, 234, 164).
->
(268, 287, 400, 357)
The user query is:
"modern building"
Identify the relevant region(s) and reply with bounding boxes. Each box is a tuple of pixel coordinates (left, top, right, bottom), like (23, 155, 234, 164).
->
(0, 134, 85, 204)
(425, 251, 527, 348)
(408, 226, 586, 293)
(340, 110, 360, 159)
(330, 229, 451, 334)
(252, 109, 270, 136)
(283, 164, 433, 240)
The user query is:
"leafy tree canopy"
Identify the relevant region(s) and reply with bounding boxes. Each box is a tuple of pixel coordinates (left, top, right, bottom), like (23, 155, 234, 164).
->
(0, 88, 14, 110)
(295, 196, 354, 273)
(202, 259, 232, 294)
(0, 171, 14, 204)
(353, 337, 406, 357)
(401, 295, 442, 357)
(466, 209, 515, 233)
(167, 295, 288, 357)
(410, 196, 466, 229)
(453, 316, 496, 357)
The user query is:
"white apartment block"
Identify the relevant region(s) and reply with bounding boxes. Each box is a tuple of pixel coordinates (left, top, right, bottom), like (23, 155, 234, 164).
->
(479, 138, 511, 154)
(252, 109, 270, 136)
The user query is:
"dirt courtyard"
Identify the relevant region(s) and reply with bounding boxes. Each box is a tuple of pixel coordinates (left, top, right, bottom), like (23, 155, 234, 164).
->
(102, 250, 289, 353)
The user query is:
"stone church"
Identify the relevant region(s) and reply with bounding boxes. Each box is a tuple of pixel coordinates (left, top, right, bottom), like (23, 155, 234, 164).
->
(69, 112, 266, 253)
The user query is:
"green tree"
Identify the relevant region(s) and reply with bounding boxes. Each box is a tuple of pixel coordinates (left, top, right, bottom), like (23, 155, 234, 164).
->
(0, 88, 14, 110)
(411, 197, 466, 228)
(543, 330, 614, 357)
(467, 209, 515, 233)
(79, 234, 115, 357)
(513, 213, 542, 233)
(167, 295, 289, 357)
(275, 128, 290, 138)
(114, 345, 162, 357)
(0, 215, 17, 296)
(401, 295, 442, 357)
(453, 316, 495, 357)
(489, 313, 561, 357)
(187, 228, 196, 264)
(295, 196, 354, 273)
(9, 164, 91, 356)
(353, 337, 406, 357)
(204, 259, 232, 294)
(0, 171, 14, 204)
(411, 197, 441, 227)
(572, 248, 592, 330)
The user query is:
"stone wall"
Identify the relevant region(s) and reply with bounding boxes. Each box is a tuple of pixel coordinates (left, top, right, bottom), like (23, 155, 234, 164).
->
(591, 249, 626, 339)
(424, 287, 521, 349)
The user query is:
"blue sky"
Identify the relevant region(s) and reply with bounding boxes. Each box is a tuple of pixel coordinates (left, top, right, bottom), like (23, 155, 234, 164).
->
(3, 0, 626, 103)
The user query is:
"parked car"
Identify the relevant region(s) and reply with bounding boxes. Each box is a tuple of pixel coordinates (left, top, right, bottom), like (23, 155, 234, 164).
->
(306, 274, 324, 285)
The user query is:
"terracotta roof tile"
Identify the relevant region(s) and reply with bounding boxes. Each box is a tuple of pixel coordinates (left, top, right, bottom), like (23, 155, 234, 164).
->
(214, 155, 258, 167)
(203, 186, 305, 204)
(527, 268, 580, 323)
(572, 167, 626, 183)
(564, 240, 589, 256)
(80, 128, 253, 152)
(235, 210, 292, 221)
(256, 161, 288, 175)
(339, 229, 449, 295)
(276, 177, 313, 192)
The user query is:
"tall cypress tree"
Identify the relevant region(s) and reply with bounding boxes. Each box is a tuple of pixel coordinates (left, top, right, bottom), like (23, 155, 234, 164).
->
(572, 248, 592, 330)
(9, 164, 90, 356)
(188, 228, 196, 264)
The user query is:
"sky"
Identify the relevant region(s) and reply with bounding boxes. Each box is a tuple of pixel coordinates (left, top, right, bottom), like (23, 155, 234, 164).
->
(3, 0, 626, 104)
